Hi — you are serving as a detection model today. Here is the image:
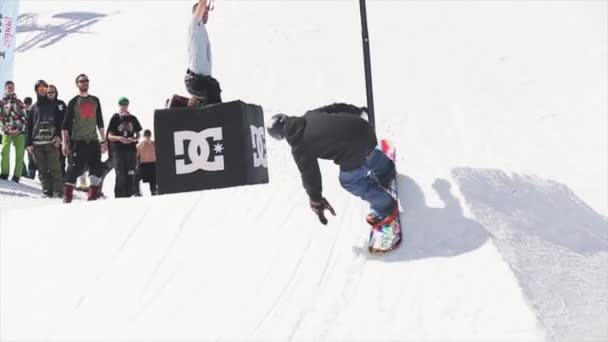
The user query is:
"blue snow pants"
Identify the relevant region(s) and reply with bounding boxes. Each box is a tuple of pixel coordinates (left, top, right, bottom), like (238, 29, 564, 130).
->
(339, 148, 396, 218)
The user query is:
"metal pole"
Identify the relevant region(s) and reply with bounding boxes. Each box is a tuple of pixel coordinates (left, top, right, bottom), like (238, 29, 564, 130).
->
(359, 0, 375, 130)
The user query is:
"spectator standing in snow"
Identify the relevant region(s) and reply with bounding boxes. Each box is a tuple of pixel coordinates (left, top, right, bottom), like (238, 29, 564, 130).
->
(0, 81, 28, 183)
(26, 80, 64, 197)
(23, 96, 35, 179)
(47, 85, 68, 176)
(107, 97, 142, 198)
(184, 0, 222, 106)
(61, 74, 107, 203)
(137, 129, 157, 195)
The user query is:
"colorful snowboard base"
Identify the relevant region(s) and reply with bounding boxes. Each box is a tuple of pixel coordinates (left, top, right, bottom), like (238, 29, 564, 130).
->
(368, 139, 402, 255)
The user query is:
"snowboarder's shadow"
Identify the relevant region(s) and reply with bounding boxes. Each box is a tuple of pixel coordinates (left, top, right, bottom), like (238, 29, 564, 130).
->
(367, 175, 490, 262)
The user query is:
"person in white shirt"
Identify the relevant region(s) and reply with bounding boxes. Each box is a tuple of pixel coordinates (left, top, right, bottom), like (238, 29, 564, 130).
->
(185, 0, 222, 106)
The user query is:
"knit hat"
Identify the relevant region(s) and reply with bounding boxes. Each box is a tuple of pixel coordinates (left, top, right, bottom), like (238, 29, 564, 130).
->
(118, 96, 129, 105)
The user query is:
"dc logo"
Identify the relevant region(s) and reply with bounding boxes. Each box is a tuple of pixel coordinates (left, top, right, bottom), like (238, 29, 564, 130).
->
(250, 125, 267, 168)
(174, 128, 224, 175)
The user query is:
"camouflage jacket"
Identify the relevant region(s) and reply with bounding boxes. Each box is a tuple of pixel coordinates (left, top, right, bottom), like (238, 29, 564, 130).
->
(0, 93, 28, 134)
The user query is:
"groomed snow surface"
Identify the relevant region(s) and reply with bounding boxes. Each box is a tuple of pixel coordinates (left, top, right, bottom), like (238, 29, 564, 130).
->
(1, 1, 607, 341)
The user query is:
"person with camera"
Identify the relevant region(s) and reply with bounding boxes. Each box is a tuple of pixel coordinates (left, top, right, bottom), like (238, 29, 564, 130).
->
(107, 97, 142, 198)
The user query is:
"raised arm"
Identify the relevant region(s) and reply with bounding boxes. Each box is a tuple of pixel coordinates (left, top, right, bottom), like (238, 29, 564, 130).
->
(194, 0, 209, 23)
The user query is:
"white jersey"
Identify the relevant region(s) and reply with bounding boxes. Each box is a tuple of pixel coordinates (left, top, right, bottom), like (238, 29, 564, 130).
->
(187, 15, 212, 76)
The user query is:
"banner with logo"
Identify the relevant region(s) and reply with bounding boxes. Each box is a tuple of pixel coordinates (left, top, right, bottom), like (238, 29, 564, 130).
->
(0, 0, 19, 90)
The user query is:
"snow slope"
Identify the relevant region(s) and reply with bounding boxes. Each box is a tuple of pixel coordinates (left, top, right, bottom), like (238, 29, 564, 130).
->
(1, 1, 606, 341)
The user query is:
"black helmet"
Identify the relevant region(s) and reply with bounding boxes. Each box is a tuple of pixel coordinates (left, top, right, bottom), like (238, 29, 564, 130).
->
(267, 113, 289, 140)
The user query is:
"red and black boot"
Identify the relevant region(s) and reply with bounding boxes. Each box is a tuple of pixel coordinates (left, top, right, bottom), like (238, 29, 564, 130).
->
(63, 184, 75, 203)
(87, 185, 100, 201)
(366, 204, 399, 227)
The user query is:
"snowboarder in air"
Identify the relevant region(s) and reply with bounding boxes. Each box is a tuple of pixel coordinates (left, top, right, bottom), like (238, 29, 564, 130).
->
(267, 103, 397, 226)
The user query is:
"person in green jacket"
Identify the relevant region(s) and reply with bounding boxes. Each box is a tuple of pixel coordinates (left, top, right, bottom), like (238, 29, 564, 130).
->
(0, 81, 27, 183)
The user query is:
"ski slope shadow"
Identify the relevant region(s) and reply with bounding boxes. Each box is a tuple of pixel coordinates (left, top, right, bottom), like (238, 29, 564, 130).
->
(452, 167, 608, 341)
(373, 175, 490, 262)
(16, 12, 113, 52)
(0, 179, 40, 197)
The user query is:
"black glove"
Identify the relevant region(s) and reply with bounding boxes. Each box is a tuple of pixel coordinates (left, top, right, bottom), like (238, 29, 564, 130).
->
(310, 197, 336, 225)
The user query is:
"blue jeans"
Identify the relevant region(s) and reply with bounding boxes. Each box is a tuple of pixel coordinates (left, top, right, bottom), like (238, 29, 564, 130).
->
(339, 149, 396, 218)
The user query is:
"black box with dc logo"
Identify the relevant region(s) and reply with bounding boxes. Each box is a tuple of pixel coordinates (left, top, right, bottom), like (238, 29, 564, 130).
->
(154, 100, 268, 195)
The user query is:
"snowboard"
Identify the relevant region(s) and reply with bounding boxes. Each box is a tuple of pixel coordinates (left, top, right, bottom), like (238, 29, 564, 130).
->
(368, 139, 402, 255)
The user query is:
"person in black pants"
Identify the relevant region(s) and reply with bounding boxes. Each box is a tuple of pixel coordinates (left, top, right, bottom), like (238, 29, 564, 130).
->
(184, 0, 222, 106)
(107, 97, 142, 198)
(61, 74, 107, 203)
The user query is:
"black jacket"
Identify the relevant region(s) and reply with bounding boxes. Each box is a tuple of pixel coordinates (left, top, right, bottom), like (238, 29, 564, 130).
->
(285, 103, 377, 201)
(51, 98, 67, 131)
(26, 96, 62, 146)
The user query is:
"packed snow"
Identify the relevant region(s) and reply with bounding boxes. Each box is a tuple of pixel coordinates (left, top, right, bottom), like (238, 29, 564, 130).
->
(1, 1, 606, 341)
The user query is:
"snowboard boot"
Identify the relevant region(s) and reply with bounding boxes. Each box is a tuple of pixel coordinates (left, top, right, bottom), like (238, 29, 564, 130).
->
(366, 204, 399, 227)
(87, 185, 100, 201)
(63, 184, 75, 203)
(366, 213, 382, 226)
(11, 176, 20, 183)
(0, 174, 8, 180)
